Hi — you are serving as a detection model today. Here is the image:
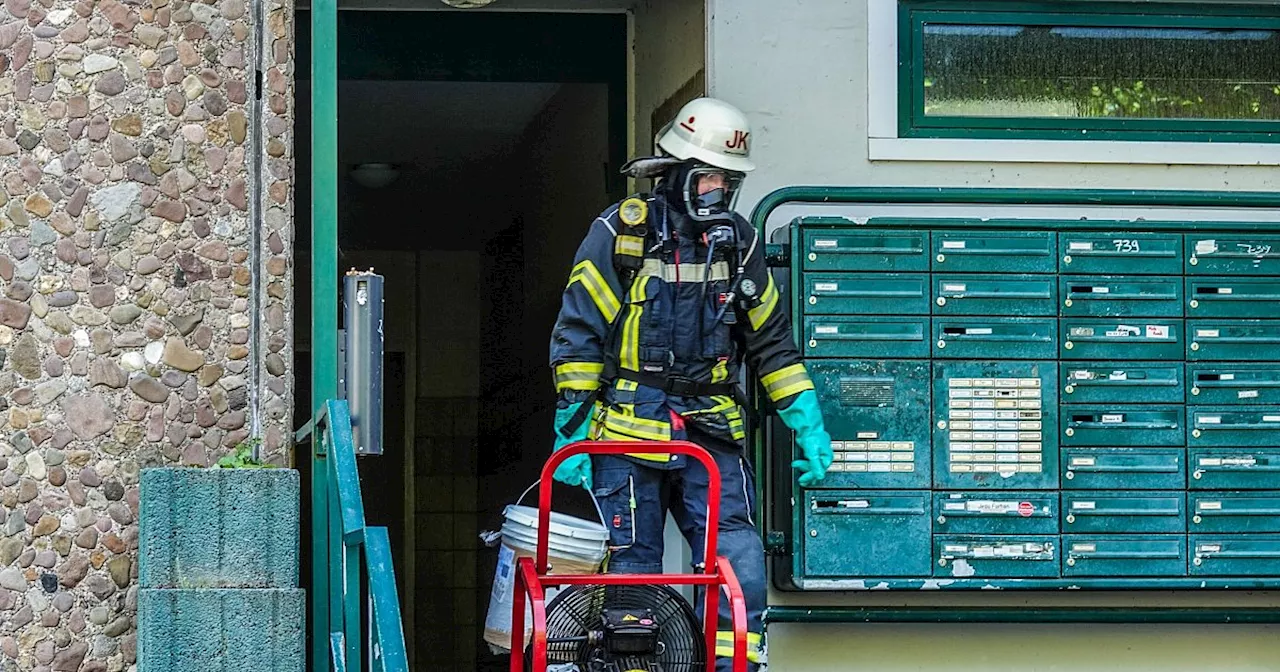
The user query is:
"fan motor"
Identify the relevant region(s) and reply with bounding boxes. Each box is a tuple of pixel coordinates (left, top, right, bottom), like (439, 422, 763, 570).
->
(602, 608, 661, 656)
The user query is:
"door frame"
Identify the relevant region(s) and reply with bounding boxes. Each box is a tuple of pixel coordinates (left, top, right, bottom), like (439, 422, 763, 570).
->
(306, 4, 634, 669)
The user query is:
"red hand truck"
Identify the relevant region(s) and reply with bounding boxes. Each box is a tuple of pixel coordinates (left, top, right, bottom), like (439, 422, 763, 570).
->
(510, 439, 750, 672)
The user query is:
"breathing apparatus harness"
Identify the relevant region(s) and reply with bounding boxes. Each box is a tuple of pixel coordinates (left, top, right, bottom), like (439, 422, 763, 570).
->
(557, 167, 752, 438)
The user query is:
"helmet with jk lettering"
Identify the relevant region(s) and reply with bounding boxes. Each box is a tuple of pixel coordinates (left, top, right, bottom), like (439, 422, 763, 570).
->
(655, 97, 755, 174)
(654, 97, 755, 223)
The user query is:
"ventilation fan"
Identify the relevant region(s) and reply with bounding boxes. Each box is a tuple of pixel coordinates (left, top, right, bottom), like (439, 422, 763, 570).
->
(530, 583, 706, 672)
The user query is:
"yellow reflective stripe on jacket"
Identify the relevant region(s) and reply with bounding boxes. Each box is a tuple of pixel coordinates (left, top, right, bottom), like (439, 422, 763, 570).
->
(615, 233, 645, 258)
(760, 363, 814, 403)
(715, 631, 762, 663)
(554, 362, 603, 392)
(748, 275, 779, 330)
(619, 278, 648, 371)
(601, 405, 670, 442)
(568, 260, 621, 322)
(711, 359, 729, 383)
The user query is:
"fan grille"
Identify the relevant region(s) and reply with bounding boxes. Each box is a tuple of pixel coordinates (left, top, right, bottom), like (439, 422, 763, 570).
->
(537, 584, 705, 672)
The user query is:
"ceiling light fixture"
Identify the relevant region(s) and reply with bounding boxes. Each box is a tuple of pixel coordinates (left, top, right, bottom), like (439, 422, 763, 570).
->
(349, 163, 400, 189)
(439, 0, 496, 7)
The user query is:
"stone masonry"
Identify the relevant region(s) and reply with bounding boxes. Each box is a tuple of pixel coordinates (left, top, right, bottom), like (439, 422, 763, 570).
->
(0, 0, 294, 666)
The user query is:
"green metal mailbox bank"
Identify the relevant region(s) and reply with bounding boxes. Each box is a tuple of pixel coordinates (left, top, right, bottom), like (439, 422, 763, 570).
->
(761, 188, 1280, 592)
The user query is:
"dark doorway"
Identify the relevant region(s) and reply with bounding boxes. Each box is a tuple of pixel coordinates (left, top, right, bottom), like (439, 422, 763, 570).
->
(293, 10, 628, 670)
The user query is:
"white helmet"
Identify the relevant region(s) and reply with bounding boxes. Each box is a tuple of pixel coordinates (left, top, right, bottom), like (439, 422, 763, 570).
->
(655, 97, 756, 173)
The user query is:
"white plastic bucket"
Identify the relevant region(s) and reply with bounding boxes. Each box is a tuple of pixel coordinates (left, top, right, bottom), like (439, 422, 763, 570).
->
(483, 489, 609, 653)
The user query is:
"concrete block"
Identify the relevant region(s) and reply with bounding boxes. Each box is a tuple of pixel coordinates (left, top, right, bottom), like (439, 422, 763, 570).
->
(137, 589, 305, 672)
(140, 467, 299, 588)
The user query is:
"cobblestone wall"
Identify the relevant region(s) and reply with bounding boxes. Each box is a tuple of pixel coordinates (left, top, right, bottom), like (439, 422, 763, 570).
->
(0, 0, 293, 667)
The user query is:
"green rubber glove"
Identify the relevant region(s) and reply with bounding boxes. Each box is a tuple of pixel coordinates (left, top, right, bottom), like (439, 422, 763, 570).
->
(776, 389, 833, 487)
(552, 401, 593, 490)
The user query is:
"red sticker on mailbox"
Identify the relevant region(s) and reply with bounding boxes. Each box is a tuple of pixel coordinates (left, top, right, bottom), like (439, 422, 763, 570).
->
(1018, 502, 1034, 517)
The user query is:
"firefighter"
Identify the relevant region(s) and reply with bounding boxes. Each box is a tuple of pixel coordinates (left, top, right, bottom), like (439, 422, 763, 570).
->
(547, 96, 833, 671)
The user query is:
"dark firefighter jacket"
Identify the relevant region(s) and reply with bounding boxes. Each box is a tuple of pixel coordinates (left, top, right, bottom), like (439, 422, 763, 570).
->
(549, 192, 814, 469)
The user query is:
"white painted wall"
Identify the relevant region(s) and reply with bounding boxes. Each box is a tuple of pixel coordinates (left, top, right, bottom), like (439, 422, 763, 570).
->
(705, 1, 1280, 669)
(707, 0, 1278, 213)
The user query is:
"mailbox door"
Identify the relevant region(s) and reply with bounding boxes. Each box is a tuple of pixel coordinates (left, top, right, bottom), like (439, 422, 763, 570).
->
(933, 275, 1056, 316)
(933, 492, 1059, 535)
(1189, 493, 1280, 534)
(1187, 321, 1280, 361)
(934, 536, 1059, 578)
(1190, 536, 1280, 576)
(1061, 447, 1185, 490)
(1186, 234, 1280, 275)
(1063, 536, 1186, 577)
(1061, 492, 1185, 534)
(803, 317, 930, 358)
(804, 273, 929, 315)
(803, 229, 929, 272)
(1060, 319, 1182, 360)
(1188, 407, 1280, 447)
(1190, 448, 1280, 490)
(1061, 406, 1184, 447)
(933, 362, 1057, 490)
(933, 318, 1057, 360)
(1061, 362, 1183, 404)
(1059, 276, 1182, 318)
(803, 491, 931, 577)
(931, 231, 1057, 273)
(1186, 277, 1280, 319)
(1188, 364, 1280, 405)
(810, 360, 931, 489)
(1059, 232, 1183, 275)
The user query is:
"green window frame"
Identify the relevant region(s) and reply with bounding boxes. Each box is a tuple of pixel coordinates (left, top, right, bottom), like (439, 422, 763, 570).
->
(897, 1, 1280, 143)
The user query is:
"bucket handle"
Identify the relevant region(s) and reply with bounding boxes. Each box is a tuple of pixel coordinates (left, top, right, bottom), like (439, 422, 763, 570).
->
(515, 479, 607, 530)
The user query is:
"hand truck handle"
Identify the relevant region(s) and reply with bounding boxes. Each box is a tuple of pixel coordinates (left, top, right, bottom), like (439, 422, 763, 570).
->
(538, 440, 722, 576)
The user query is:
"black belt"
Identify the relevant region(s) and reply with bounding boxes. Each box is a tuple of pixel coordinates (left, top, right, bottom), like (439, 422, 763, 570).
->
(615, 370, 738, 398)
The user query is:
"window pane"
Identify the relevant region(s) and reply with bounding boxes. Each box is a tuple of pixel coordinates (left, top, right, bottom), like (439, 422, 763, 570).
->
(922, 22, 1280, 120)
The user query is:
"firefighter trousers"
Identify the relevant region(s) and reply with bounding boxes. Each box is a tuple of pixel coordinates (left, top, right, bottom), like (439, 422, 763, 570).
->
(591, 426, 766, 671)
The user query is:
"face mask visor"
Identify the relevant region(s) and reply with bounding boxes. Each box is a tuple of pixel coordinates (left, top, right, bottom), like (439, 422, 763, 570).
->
(682, 166, 744, 222)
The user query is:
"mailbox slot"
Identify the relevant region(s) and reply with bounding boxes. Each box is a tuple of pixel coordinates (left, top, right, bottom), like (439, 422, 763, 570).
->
(803, 229, 929, 272)
(1061, 447, 1184, 490)
(934, 318, 1057, 360)
(1059, 232, 1183, 275)
(1190, 536, 1280, 576)
(931, 231, 1057, 273)
(934, 535, 1059, 578)
(803, 491, 931, 577)
(1061, 492, 1185, 534)
(1186, 277, 1280, 318)
(933, 492, 1059, 535)
(1061, 406, 1184, 447)
(1189, 493, 1280, 534)
(803, 317, 930, 358)
(1062, 362, 1183, 404)
(810, 360, 931, 489)
(1060, 319, 1182, 360)
(805, 273, 929, 315)
(933, 275, 1056, 316)
(1190, 448, 1280, 490)
(1188, 407, 1280, 447)
(1186, 235, 1280, 275)
(1060, 276, 1183, 317)
(1187, 321, 1280, 361)
(1188, 364, 1280, 405)
(1063, 536, 1186, 577)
